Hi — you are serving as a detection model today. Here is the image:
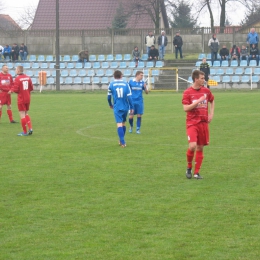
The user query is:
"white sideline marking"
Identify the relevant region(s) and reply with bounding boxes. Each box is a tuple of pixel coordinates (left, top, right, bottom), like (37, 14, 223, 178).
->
(76, 126, 260, 150)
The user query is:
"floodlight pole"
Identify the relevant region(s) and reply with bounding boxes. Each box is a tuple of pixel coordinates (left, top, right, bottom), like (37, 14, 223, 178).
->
(55, 0, 60, 91)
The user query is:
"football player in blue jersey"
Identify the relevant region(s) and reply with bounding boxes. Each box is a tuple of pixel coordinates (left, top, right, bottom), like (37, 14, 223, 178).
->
(107, 70, 134, 147)
(128, 71, 149, 134)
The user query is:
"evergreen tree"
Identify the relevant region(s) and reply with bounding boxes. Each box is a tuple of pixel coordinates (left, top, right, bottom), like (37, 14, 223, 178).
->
(112, 3, 128, 29)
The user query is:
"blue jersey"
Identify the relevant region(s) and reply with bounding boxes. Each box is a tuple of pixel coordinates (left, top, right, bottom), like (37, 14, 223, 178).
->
(107, 79, 133, 111)
(128, 79, 145, 103)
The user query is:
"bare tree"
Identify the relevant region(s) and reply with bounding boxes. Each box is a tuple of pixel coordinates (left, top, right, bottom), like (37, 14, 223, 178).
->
(16, 5, 37, 30)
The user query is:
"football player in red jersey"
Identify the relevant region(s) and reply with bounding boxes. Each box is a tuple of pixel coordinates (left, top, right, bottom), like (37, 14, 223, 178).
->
(9, 65, 34, 136)
(0, 65, 16, 123)
(182, 70, 215, 179)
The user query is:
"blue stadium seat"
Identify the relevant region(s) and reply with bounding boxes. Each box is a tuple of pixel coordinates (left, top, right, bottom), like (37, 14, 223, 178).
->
(34, 70, 39, 77)
(89, 55, 96, 62)
(148, 77, 155, 84)
(73, 77, 82, 84)
(60, 77, 64, 84)
(83, 77, 91, 84)
(75, 63, 83, 69)
(87, 70, 95, 77)
(141, 54, 148, 60)
(31, 78, 38, 85)
(249, 60, 257, 67)
(60, 63, 66, 69)
(96, 69, 105, 77)
(61, 70, 69, 77)
(105, 69, 114, 77)
(152, 70, 159, 76)
(67, 63, 74, 69)
(235, 67, 243, 75)
(84, 62, 92, 69)
(63, 55, 70, 62)
(51, 70, 56, 77)
(244, 68, 253, 75)
(254, 67, 260, 75)
(101, 77, 109, 84)
(93, 62, 101, 69)
(207, 61, 212, 67)
(7, 62, 14, 69)
(225, 68, 234, 75)
(46, 55, 54, 62)
(137, 62, 145, 69)
(128, 61, 136, 69)
(97, 55, 105, 62)
(106, 54, 114, 61)
(124, 69, 132, 77)
(26, 70, 34, 77)
(222, 75, 230, 83)
(241, 75, 250, 83)
(119, 61, 127, 69)
(231, 75, 240, 83)
(78, 69, 87, 77)
(146, 61, 154, 68)
(110, 62, 118, 69)
(221, 60, 229, 67)
(101, 62, 109, 69)
(46, 71, 51, 77)
(65, 77, 73, 84)
(240, 60, 247, 67)
(69, 69, 77, 77)
(115, 54, 123, 61)
(206, 53, 211, 60)
(213, 61, 220, 67)
(198, 53, 206, 60)
(216, 68, 224, 75)
(230, 60, 238, 67)
(71, 55, 78, 62)
(155, 61, 163, 68)
(210, 68, 216, 75)
(32, 63, 40, 69)
(23, 63, 31, 69)
(195, 61, 201, 67)
(47, 77, 55, 84)
(29, 55, 36, 62)
(37, 55, 45, 62)
(187, 76, 192, 83)
(143, 69, 148, 77)
(252, 75, 260, 83)
(49, 63, 55, 69)
(123, 54, 131, 61)
(40, 63, 48, 69)
(92, 77, 100, 84)
(213, 75, 221, 83)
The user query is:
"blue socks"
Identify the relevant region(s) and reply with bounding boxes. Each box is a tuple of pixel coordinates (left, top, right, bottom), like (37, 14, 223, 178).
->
(129, 118, 133, 127)
(117, 127, 125, 144)
(137, 117, 141, 129)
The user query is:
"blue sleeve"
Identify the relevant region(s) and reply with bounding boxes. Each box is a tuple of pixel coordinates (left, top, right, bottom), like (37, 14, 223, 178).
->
(128, 95, 133, 110)
(107, 85, 112, 106)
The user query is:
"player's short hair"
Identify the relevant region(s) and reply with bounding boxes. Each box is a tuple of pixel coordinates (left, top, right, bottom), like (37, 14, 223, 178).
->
(2, 64, 7, 68)
(192, 70, 204, 82)
(114, 70, 123, 79)
(135, 71, 143, 77)
(16, 65, 24, 73)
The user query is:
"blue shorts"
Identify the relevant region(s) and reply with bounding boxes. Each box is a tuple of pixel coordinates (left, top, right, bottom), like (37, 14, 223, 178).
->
(114, 109, 128, 123)
(133, 102, 144, 115)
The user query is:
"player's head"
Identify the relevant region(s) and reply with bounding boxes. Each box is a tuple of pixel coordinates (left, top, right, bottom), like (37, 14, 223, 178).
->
(135, 71, 144, 81)
(16, 65, 24, 75)
(192, 70, 205, 83)
(113, 70, 123, 79)
(2, 64, 8, 73)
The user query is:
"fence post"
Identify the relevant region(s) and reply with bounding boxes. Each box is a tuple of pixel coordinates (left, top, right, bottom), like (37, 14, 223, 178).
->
(171, 27, 174, 53)
(111, 29, 114, 55)
(202, 27, 205, 53)
(82, 30, 85, 50)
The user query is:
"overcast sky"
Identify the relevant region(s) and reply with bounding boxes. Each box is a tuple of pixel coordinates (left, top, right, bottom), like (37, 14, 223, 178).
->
(1, 0, 246, 27)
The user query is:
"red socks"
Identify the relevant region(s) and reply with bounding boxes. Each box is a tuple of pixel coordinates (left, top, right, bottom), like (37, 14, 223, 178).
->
(25, 114, 32, 130)
(186, 149, 194, 169)
(21, 118, 27, 133)
(195, 151, 204, 174)
(7, 109, 13, 122)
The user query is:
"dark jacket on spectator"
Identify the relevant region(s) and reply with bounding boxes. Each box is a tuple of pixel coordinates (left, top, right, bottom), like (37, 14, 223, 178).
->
(173, 35, 183, 47)
(219, 47, 229, 57)
(250, 46, 259, 57)
(148, 47, 159, 59)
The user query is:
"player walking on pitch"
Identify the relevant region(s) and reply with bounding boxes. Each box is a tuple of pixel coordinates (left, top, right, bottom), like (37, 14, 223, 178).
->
(9, 66, 34, 136)
(182, 70, 215, 179)
(128, 71, 148, 134)
(107, 70, 134, 147)
(0, 64, 17, 123)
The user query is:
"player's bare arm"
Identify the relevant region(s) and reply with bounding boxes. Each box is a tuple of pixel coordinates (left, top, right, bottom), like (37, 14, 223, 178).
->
(208, 100, 215, 123)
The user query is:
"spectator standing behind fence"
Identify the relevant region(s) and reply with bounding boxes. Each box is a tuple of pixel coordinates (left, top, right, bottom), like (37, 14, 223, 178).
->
(3, 45, 11, 60)
(157, 30, 168, 61)
(230, 45, 240, 62)
(208, 34, 219, 64)
(219, 45, 229, 63)
(19, 43, 28, 61)
(78, 50, 89, 63)
(240, 45, 249, 62)
(249, 44, 259, 64)
(148, 45, 159, 63)
(11, 43, 19, 62)
(173, 31, 183, 59)
(132, 46, 141, 67)
(199, 58, 210, 89)
(247, 28, 259, 48)
(145, 31, 156, 54)
(0, 45, 3, 60)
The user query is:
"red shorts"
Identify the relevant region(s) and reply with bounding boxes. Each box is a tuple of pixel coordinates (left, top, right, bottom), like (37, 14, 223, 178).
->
(0, 92, 11, 106)
(186, 122, 209, 146)
(18, 103, 30, 111)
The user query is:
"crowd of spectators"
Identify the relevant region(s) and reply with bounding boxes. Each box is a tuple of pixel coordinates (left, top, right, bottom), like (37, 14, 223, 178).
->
(0, 43, 28, 61)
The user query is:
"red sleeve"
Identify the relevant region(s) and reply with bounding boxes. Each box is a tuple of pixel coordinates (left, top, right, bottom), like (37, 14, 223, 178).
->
(11, 77, 20, 93)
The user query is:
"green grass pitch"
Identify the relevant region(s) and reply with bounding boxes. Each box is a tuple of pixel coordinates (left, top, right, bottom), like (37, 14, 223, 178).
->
(1, 90, 260, 260)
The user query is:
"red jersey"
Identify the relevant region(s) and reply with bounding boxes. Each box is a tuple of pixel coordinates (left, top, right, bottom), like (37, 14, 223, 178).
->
(11, 74, 34, 104)
(182, 86, 214, 126)
(0, 72, 13, 92)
